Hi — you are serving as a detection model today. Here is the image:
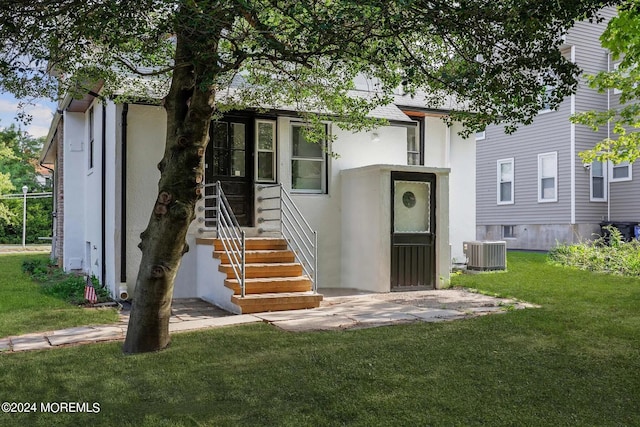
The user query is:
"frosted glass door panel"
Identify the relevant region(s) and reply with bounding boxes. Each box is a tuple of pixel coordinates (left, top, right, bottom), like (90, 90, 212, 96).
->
(394, 180, 431, 233)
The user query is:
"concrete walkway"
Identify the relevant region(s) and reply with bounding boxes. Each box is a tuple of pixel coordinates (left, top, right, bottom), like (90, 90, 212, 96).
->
(0, 289, 537, 353)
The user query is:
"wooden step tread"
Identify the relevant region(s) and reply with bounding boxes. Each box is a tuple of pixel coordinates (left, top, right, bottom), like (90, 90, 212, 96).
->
(218, 262, 303, 278)
(234, 291, 321, 300)
(225, 275, 311, 284)
(213, 250, 295, 263)
(225, 276, 312, 294)
(232, 292, 323, 313)
(214, 250, 293, 255)
(219, 262, 301, 268)
(198, 238, 288, 250)
(197, 237, 286, 244)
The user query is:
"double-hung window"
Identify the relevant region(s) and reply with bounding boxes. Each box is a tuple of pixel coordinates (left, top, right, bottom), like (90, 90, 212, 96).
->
(497, 158, 514, 205)
(406, 119, 423, 165)
(538, 152, 558, 202)
(256, 120, 276, 182)
(539, 86, 555, 113)
(590, 160, 606, 201)
(291, 123, 327, 193)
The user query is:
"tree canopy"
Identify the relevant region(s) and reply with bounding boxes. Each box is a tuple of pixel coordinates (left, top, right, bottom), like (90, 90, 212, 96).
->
(0, 124, 52, 242)
(572, 1, 640, 163)
(0, 0, 618, 353)
(1, 0, 617, 133)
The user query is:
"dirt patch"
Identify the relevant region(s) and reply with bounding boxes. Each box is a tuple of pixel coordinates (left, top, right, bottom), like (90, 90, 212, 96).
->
(0, 245, 51, 253)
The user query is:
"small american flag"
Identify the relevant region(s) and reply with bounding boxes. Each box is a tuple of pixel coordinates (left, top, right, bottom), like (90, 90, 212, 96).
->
(84, 278, 98, 304)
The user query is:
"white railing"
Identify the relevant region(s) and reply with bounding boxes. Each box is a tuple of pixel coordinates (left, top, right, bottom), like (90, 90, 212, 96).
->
(0, 192, 53, 199)
(256, 184, 318, 293)
(198, 182, 246, 297)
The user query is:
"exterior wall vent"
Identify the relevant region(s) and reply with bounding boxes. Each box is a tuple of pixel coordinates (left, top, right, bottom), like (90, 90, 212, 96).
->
(463, 241, 507, 271)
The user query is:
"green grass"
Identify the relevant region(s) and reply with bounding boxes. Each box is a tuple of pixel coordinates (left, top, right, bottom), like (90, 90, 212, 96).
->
(1, 251, 639, 426)
(0, 254, 119, 337)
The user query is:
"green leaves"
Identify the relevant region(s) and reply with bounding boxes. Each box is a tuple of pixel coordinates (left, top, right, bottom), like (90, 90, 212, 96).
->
(0, 0, 616, 135)
(572, 2, 640, 164)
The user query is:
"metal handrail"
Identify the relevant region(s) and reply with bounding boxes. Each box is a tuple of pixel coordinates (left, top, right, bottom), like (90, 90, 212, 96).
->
(213, 181, 246, 297)
(256, 184, 318, 293)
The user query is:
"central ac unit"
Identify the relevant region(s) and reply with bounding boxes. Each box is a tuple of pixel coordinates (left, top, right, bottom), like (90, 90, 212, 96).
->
(463, 241, 507, 271)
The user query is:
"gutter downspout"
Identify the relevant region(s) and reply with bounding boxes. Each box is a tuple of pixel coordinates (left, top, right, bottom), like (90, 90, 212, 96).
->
(101, 103, 107, 288)
(607, 53, 611, 222)
(120, 103, 128, 284)
(570, 45, 576, 226)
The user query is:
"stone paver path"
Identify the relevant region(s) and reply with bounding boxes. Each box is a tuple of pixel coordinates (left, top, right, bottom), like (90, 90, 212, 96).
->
(0, 290, 538, 352)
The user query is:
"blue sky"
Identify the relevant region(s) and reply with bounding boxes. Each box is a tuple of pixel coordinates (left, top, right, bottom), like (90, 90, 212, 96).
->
(0, 91, 56, 139)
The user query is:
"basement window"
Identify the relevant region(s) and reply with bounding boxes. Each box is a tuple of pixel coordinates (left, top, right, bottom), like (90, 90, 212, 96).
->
(503, 225, 516, 239)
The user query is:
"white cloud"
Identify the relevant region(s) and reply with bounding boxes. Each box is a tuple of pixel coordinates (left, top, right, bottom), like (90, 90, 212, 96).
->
(23, 104, 54, 138)
(25, 124, 50, 138)
(0, 98, 19, 113)
(0, 95, 54, 138)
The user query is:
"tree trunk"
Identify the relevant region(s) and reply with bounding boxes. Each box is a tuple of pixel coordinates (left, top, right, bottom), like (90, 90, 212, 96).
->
(123, 30, 217, 354)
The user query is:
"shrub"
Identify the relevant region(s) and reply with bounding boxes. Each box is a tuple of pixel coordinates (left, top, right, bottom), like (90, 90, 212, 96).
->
(22, 259, 111, 304)
(39, 275, 111, 305)
(549, 226, 640, 277)
(21, 258, 57, 281)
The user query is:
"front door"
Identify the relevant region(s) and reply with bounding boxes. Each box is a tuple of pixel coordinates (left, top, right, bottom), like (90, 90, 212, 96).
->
(390, 171, 436, 289)
(204, 116, 254, 226)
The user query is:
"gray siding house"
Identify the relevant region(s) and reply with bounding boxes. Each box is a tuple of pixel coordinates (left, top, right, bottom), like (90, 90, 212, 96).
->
(476, 8, 636, 250)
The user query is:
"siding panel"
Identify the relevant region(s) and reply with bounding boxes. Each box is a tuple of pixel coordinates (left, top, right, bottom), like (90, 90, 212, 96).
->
(571, 8, 614, 224)
(478, 8, 616, 232)
(477, 109, 571, 225)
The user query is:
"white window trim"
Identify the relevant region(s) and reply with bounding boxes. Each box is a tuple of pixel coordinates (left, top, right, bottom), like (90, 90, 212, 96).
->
(496, 158, 514, 205)
(538, 152, 558, 203)
(609, 161, 632, 183)
(255, 119, 277, 183)
(290, 122, 328, 194)
(590, 160, 607, 202)
(475, 130, 486, 141)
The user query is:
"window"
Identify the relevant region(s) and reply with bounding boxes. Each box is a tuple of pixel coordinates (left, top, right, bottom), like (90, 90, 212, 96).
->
(538, 152, 558, 202)
(211, 121, 246, 177)
(503, 225, 515, 238)
(590, 160, 606, 201)
(497, 158, 514, 204)
(610, 161, 632, 182)
(88, 107, 94, 170)
(612, 62, 638, 95)
(291, 123, 327, 193)
(540, 86, 555, 113)
(406, 120, 422, 165)
(256, 120, 276, 182)
(613, 62, 622, 95)
(475, 130, 486, 141)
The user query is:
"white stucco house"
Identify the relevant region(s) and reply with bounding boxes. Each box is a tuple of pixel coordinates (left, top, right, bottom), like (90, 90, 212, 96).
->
(40, 82, 476, 313)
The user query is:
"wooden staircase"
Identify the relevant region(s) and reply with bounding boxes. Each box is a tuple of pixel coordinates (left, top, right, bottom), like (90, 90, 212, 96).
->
(202, 237, 323, 314)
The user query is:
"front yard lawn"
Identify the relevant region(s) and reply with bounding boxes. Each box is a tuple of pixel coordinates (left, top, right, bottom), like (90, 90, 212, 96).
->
(0, 254, 119, 337)
(1, 251, 639, 426)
